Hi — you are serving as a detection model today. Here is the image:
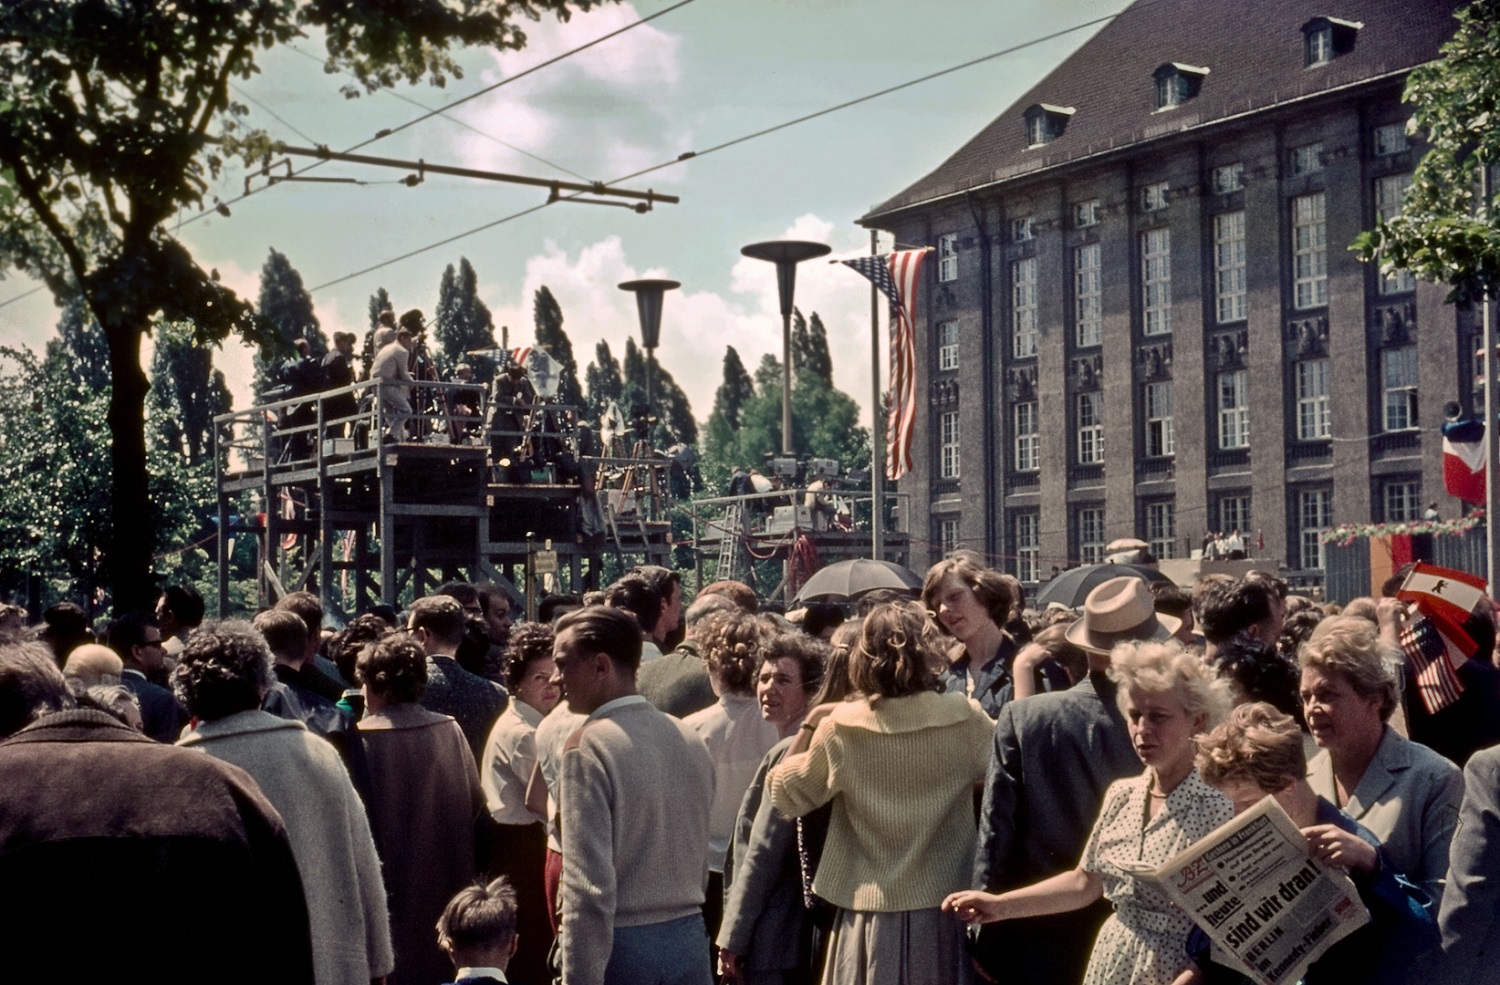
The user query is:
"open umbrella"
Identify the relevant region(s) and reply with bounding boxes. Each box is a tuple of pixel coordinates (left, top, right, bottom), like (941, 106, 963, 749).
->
(793, 558, 924, 603)
(1033, 562, 1172, 610)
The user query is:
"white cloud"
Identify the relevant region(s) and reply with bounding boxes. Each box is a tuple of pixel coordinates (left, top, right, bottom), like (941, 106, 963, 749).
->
(488, 214, 881, 429)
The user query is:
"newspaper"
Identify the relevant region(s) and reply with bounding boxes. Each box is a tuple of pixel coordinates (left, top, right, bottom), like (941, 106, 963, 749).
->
(1117, 795, 1369, 985)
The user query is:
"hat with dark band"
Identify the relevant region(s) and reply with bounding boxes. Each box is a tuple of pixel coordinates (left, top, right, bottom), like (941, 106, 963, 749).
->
(1064, 576, 1181, 655)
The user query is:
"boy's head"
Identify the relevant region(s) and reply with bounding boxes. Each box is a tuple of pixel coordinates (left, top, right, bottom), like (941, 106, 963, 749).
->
(436, 877, 519, 971)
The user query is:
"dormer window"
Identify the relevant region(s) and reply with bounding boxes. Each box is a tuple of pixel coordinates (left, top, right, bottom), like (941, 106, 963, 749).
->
(1024, 103, 1075, 148)
(1153, 64, 1208, 111)
(1302, 16, 1362, 66)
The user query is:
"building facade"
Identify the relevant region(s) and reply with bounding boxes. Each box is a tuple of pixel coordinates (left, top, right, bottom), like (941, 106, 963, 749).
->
(862, 0, 1474, 589)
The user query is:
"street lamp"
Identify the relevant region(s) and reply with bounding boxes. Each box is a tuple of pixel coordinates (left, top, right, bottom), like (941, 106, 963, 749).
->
(739, 240, 831, 455)
(617, 278, 680, 449)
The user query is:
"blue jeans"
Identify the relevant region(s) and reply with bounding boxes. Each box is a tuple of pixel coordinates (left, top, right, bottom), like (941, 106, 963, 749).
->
(603, 913, 712, 985)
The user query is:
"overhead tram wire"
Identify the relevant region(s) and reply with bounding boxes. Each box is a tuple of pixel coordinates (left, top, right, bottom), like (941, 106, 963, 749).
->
(306, 3, 1137, 293)
(0, 0, 698, 312)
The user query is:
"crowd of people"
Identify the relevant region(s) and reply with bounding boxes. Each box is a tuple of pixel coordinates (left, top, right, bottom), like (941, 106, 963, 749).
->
(3, 553, 1500, 985)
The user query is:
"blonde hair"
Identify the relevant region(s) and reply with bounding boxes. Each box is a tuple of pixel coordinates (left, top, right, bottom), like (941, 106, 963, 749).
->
(850, 602, 941, 700)
(1111, 639, 1230, 728)
(1196, 701, 1305, 793)
(696, 610, 769, 695)
(1299, 615, 1399, 721)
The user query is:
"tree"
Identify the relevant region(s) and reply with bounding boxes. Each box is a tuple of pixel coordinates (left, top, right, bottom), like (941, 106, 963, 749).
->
(149, 322, 233, 468)
(621, 337, 696, 447)
(1353, 1, 1500, 304)
(805, 312, 834, 386)
(0, 0, 609, 611)
(712, 346, 755, 430)
(584, 340, 624, 418)
(57, 300, 111, 392)
(254, 248, 324, 403)
(533, 286, 584, 407)
(433, 257, 498, 381)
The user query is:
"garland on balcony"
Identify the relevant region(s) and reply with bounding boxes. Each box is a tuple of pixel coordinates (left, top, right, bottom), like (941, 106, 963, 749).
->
(1322, 510, 1485, 546)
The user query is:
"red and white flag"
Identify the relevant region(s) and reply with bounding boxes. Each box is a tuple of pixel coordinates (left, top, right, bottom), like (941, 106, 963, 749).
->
(1395, 563, 1491, 712)
(1442, 418, 1486, 505)
(841, 250, 927, 480)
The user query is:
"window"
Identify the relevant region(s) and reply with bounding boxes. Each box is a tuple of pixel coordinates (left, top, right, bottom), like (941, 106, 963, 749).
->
(1298, 488, 1333, 570)
(1145, 381, 1174, 457)
(1078, 391, 1105, 464)
(1382, 346, 1418, 431)
(1141, 181, 1170, 212)
(1217, 494, 1251, 536)
(1211, 163, 1244, 194)
(1146, 500, 1177, 560)
(1015, 513, 1040, 584)
(1295, 359, 1331, 440)
(1025, 104, 1074, 147)
(1305, 25, 1333, 65)
(1078, 507, 1106, 565)
(1218, 369, 1250, 449)
(1214, 210, 1247, 323)
(937, 233, 958, 282)
(1153, 63, 1208, 111)
(1292, 193, 1328, 309)
(1291, 142, 1324, 176)
(1375, 174, 1417, 294)
(1015, 401, 1039, 471)
(1374, 123, 1409, 157)
(1141, 227, 1172, 335)
(939, 410, 960, 479)
(1074, 199, 1100, 228)
(1384, 480, 1421, 522)
(937, 320, 959, 371)
(939, 517, 960, 555)
(1075, 243, 1102, 347)
(1012, 216, 1036, 243)
(1013, 257, 1039, 358)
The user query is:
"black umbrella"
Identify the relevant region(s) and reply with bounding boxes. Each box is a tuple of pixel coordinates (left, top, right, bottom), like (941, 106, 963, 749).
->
(1033, 562, 1172, 609)
(792, 559, 924, 603)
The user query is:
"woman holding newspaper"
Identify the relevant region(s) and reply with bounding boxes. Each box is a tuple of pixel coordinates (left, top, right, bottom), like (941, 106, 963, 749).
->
(1178, 702, 1439, 984)
(943, 640, 1233, 985)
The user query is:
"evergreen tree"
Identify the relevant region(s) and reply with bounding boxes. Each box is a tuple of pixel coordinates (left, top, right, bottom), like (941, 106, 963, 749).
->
(806, 312, 834, 386)
(584, 340, 624, 418)
(790, 308, 810, 379)
(149, 321, 232, 467)
(368, 288, 393, 332)
(58, 300, 110, 391)
(254, 248, 325, 402)
(620, 338, 696, 447)
(433, 257, 498, 382)
(533, 286, 584, 407)
(712, 346, 755, 430)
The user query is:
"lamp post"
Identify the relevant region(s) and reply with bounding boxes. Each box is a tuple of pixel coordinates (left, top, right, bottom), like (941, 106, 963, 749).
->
(739, 240, 831, 455)
(618, 278, 680, 450)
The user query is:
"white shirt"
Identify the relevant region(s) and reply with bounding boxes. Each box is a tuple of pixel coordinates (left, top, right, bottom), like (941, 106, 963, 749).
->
(453, 967, 507, 983)
(684, 692, 780, 873)
(479, 699, 546, 826)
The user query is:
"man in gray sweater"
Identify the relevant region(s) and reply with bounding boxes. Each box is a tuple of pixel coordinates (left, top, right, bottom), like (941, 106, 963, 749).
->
(553, 605, 715, 985)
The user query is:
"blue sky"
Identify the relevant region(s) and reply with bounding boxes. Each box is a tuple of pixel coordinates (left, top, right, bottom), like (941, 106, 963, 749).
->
(0, 0, 1119, 426)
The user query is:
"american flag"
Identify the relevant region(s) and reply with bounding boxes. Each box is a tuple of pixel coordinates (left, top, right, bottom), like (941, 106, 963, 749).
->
(1399, 614, 1466, 714)
(510, 346, 532, 371)
(841, 249, 927, 480)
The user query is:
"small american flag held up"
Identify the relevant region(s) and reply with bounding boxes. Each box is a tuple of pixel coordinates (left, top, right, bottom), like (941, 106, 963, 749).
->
(1399, 615, 1466, 715)
(841, 250, 927, 480)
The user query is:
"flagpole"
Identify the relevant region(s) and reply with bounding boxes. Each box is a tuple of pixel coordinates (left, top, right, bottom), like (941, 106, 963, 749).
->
(870, 228, 885, 562)
(1485, 164, 1498, 593)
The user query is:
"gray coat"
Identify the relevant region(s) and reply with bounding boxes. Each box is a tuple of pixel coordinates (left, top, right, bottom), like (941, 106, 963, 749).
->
(718, 737, 815, 978)
(970, 672, 1143, 985)
(1438, 744, 1500, 983)
(1307, 725, 1463, 903)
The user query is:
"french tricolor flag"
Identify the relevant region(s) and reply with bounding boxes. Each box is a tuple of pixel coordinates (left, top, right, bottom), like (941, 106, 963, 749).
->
(1443, 418, 1486, 506)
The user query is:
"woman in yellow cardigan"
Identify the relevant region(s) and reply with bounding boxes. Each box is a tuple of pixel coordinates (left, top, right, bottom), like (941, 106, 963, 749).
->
(767, 601, 993, 985)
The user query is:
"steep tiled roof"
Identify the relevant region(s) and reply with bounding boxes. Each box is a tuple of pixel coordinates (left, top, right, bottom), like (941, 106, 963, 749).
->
(862, 0, 1464, 222)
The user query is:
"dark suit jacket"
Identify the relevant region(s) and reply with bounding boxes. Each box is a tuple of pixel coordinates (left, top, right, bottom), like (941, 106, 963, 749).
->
(122, 668, 188, 743)
(423, 654, 509, 757)
(718, 737, 816, 975)
(0, 710, 314, 984)
(1404, 657, 1500, 767)
(971, 671, 1143, 985)
(1438, 744, 1500, 983)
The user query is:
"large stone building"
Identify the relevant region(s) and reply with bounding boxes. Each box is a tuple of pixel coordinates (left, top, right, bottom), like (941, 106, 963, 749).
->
(861, 0, 1473, 589)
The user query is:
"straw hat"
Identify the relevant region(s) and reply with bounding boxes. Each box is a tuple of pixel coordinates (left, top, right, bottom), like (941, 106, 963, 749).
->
(1064, 576, 1181, 655)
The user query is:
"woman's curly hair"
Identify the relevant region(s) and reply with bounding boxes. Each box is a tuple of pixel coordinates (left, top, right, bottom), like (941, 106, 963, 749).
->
(696, 610, 769, 695)
(502, 622, 556, 692)
(850, 602, 942, 700)
(171, 619, 273, 722)
(327, 613, 394, 686)
(356, 632, 428, 705)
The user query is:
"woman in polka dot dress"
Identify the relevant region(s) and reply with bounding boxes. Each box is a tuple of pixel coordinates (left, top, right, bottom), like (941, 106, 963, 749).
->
(944, 640, 1234, 985)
